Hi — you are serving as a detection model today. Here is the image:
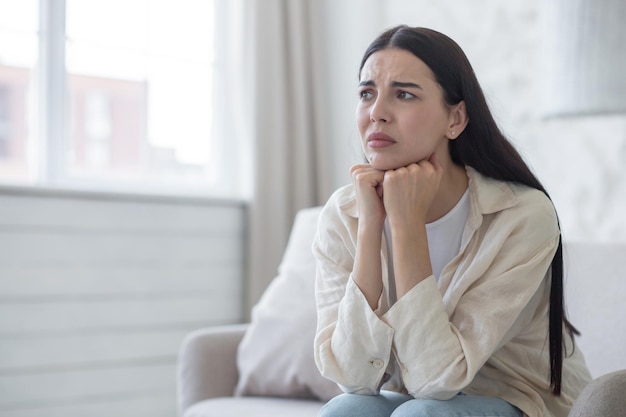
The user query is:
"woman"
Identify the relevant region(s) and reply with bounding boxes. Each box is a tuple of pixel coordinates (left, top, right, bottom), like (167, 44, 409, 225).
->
(313, 25, 591, 417)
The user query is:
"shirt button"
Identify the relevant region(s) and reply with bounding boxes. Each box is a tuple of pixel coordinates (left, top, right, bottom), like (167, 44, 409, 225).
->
(372, 359, 384, 369)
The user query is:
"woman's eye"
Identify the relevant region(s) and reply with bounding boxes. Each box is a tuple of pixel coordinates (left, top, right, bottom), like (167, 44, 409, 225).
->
(398, 91, 415, 99)
(359, 90, 374, 100)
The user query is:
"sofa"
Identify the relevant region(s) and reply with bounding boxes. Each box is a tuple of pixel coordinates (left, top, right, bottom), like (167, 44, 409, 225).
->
(177, 206, 626, 417)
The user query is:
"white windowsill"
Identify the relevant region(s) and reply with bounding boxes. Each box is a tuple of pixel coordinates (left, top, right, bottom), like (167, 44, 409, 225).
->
(0, 182, 247, 206)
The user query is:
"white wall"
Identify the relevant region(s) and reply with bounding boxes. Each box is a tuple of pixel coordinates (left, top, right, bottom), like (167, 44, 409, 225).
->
(0, 188, 245, 417)
(319, 0, 626, 243)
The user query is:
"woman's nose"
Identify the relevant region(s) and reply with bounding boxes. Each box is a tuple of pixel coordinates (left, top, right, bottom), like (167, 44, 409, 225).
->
(370, 98, 390, 123)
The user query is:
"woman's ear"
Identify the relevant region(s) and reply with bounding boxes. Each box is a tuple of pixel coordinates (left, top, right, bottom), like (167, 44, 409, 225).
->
(447, 101, 469, 140)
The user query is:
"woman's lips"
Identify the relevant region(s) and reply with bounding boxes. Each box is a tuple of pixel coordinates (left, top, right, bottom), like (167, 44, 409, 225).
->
(367, 132, 396, 148)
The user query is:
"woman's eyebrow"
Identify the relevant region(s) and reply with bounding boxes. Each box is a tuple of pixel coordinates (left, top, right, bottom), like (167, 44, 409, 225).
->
(358, 80, 423, 89)
(391, 81, 423, 89)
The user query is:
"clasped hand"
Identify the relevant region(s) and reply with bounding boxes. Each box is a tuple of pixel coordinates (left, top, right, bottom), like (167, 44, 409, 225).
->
(350, 154, 444, 229)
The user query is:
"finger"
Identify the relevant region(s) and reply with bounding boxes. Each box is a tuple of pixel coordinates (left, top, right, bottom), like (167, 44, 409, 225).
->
(350, 164, 371, 176)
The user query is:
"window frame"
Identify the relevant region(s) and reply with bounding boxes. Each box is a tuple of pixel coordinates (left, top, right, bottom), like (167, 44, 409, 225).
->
(0, 0, 247, 200)
(39, 0, 67, 184)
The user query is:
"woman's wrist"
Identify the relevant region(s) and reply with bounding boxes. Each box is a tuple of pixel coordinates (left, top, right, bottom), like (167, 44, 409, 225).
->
(354, 218, 384, 309)
(357, 214, 384, 239)
(392, 223, 433, 296)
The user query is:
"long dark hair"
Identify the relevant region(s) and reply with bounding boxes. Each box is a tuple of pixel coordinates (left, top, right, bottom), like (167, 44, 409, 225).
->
(359, 25, 578, 395)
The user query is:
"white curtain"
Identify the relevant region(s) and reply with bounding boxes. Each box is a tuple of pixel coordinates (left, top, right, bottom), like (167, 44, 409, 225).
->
(211, 0, 254, 197)
(215, 0, 333, 315)
(543, 0, 626, 116)
(245, 0, 334, 314)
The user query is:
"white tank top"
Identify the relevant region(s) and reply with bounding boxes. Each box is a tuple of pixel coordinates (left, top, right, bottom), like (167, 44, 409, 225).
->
(384, 188, 470, 303)
(425, 188, 470, 279)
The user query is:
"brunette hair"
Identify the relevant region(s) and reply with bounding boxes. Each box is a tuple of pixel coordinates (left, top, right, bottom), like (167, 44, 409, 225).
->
(359, 25, 577, 395)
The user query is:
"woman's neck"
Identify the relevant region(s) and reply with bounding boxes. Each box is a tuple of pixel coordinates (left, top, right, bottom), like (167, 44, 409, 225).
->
(426, 162, 468, 224)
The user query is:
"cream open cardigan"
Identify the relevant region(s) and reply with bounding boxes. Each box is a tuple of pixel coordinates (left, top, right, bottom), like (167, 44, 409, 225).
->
(313, 167, 591, 417)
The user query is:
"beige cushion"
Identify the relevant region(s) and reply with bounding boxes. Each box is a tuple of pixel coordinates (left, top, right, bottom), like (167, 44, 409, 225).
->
(568, 370, 626, 417)
(564, 242, 626, 377)
(234, 207, 341, 401)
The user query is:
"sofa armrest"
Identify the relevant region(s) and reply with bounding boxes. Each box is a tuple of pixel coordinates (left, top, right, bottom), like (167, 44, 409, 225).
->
(177, 323, 248, 416)
(569, 370, 626, 417)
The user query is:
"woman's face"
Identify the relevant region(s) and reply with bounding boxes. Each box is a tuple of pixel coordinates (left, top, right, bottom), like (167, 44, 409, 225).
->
(357, 47, 455, 171)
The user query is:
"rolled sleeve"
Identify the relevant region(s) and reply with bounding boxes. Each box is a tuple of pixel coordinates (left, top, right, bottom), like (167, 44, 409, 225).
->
(382, 276, 462, 399)
(314, 247, 395, 393)
(324, 277, 395, 393)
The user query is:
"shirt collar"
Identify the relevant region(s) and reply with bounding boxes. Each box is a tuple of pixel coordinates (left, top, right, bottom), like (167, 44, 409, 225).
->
(464, 166, 518, 232)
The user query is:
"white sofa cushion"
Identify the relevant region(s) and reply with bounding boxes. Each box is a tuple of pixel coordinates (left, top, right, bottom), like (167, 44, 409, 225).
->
(565, 242, 626, 378)
(185, 397, 323, 417)
(234, 207, 341, 401)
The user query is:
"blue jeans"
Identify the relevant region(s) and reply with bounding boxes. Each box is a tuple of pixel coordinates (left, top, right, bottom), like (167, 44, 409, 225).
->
(318, 391, 523, 417)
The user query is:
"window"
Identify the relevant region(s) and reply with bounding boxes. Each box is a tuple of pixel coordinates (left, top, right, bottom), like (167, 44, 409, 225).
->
(0, 0, 244, 197)
(0, 86, 11, 157)
(0, 0, 37, 180)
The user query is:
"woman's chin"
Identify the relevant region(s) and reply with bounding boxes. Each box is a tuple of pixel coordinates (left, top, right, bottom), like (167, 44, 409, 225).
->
(368, 159, 410, 171)
(368, 152, 436, 171)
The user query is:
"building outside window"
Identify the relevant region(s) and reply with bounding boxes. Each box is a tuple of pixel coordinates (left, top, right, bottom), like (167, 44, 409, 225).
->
(0, 0, 236, 197)
(0, 85, 11, 158)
